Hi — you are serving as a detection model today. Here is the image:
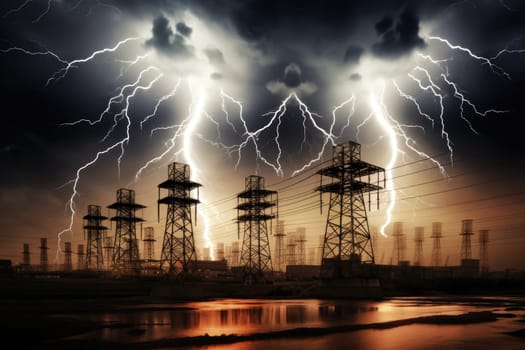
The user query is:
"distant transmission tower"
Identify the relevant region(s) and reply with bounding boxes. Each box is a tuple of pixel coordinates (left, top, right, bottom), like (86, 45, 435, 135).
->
(413, 226, 424, 266)
(39, 238, 48, 272)
(236, 175, 277, 283)
(63, 242, 72, 272)
(216, 242, 225, 261)
(231, 241, 240, 267)
(317, 141, 384, 278)
(22, 243, 31, 271)
(108, 188, 145, 274)
(286, 233, 297, 266)
(83, 205, 108, 271)
(460, 219, 474, 260)
(479, 229, 489, 274)
(158, 162, 201, 275)
(392, 222, 406, 265)
(103, 235, 114, 270)
(143, 227, 156, 262)
(274, 220, 286, 272)
(296, 227, 307, 265)
(431, 222, 442, 267)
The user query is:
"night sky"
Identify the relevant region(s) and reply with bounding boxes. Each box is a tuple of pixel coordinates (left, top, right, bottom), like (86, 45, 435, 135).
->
(1, 0, 524, 270)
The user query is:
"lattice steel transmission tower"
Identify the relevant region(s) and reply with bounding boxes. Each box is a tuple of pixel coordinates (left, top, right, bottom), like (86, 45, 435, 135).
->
(143, 227, 156, 262)
(460, 219, 474, 260)
(103, 236, 114, 270)
(40, 238, 49, 272)
(158, 162, 201, 275)
(231, 241, 240, 267)
(216, 242, 225, 261)
(479, 230, 489, 274)
(22, 243, 31, 271)
(431, 222, 442, 266)
(413, 226, 424, 266)
(274, 220, 286, 272)
(236, 175, 277, 283)
(108, 188, 145, 274)
(317, 141, 384, 278)
(63, 242, 72, 272)
(83, 205, 108, 271)
(392, 222, 406, 265)
(296, 227, 307, 265)
(286, 233, 297, 266)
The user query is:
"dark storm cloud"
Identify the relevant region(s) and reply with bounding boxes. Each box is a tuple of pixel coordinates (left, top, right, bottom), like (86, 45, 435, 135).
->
(266, 62, 318, 96)
(371, 8, 426, 58)
(343, 45, 364, 64)
(375, 16, 393, 35)
(176, 21, 193, 37)
(99, 1, 471, 64)
(145, 15, 194, 56)
(282, 63, 301, 88)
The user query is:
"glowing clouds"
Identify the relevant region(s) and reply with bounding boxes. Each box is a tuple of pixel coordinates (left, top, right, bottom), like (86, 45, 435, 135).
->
(266, 63, 317, 97)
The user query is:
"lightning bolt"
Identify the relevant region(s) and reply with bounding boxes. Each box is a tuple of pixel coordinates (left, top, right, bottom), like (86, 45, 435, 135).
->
(367, 79, 451, 236)
(218, 92, 341, 177)
(408, 68, 453, 162)
(46, 36, 140, 86)
(370, 91, 397, 237)
(440, 73, 508, 134)
(133, 81, 215, 259)
(182, 85, 214, 259)
(33, 0, 53, 23)
(0, 46, 67, 64)
(4, 7, 520, 263)
(427, 35, 512, 80)
(57, 66, 162, 259)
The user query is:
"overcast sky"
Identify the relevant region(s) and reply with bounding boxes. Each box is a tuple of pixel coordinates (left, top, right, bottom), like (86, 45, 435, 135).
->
(1, 0, 524, 269)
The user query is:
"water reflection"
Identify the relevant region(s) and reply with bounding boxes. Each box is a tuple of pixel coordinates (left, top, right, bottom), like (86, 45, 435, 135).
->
(70, 297, 525, 346)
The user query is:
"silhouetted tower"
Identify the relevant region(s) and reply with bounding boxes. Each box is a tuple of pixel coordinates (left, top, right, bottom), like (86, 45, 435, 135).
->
(317, 142, 384, 278)
(413, 226, 424, 266)
(103, 236, 114, 270)
(63, 242, 72, 272)
(286, 233, 297, 266)
(431, 222, 442, 266)
(392, 222, 406, 265)
(231, 241, 240, 267)
(83, 204, 108, 271)
(158, 162, 201, 275)
(479, 230, 489, 274)
(216, 242, 225, 261)
(236, 175, 277, 283)
(77, 244, 85, 270)
(22, 243, 31, 271)
(108, 188, 145, 274)
(296, 227, 307, 265)
(143, 227, 156, 262)
(40, 238, 49, 272)
(460, 219, 474, 260)
(274, 220, 286, 272)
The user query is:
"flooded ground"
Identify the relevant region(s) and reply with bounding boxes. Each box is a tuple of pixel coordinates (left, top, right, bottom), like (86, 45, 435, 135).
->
(40, 296, 525, 349)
